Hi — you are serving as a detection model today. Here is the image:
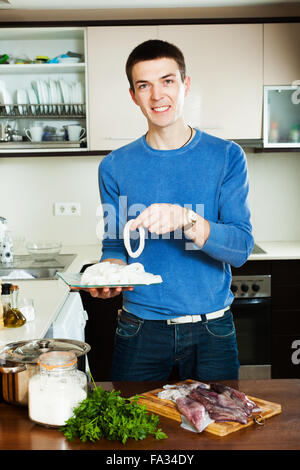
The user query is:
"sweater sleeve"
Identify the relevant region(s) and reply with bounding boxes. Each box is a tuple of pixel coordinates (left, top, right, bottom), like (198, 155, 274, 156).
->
(201, 142, 254, 267)
(98, 155, 128, 264)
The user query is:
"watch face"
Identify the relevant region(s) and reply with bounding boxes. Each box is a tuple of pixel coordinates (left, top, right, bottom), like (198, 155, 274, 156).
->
(189, 210, 197, 223)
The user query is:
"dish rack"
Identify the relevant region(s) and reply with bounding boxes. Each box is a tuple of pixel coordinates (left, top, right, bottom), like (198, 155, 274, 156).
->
(0, 103, 86, 118)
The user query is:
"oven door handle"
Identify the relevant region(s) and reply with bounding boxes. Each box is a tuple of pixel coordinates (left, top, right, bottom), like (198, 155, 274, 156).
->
(232, 297, 271, 307)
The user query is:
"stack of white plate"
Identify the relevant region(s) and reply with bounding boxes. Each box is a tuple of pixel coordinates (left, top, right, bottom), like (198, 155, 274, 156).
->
(0, 79, 84, 116)
(30, 79, 85, 115)
(0, 81, 13, 115)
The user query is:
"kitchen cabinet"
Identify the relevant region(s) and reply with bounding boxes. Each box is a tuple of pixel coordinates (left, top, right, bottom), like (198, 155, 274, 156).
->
(87, 25, 158, 151)
(79, 263, 122, 381)
(45, 291, 88, 343)
(45, 291, 88, 373)
(263, 85, 300, 148)
(157, 24, 263, 140)
(0, 27, 88, 153)
(271, 260, 300, 379)
(264, 23, 300, 86)
(233, 259, 300, 379)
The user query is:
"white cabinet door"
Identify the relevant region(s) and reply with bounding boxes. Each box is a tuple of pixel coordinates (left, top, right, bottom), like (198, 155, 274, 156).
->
(264, 23, 300, 86)
(157, 24, 263, 140)
(46, 292, 88, 343)
(87, 25, 158, 150)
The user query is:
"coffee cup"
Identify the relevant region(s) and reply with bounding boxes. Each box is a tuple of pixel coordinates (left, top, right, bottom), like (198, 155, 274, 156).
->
(25, 127, 43, 142)
(67, 125, 86, 142)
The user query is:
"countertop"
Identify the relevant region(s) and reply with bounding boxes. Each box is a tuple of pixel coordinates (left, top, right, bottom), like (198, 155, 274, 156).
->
(249, 241, 300, 260)
(0, 241, 300, 347)
(0, 379, 299, 450)
(0, 244, 101, 346)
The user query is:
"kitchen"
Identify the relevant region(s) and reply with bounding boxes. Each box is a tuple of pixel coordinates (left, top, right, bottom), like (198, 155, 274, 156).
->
(0, 0, 300, 452)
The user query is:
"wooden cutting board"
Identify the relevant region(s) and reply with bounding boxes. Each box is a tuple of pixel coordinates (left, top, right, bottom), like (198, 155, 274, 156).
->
(136, 380, 282, 437)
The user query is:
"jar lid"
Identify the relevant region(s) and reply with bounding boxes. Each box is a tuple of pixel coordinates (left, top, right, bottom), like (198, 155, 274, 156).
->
(0, 338, 90, 364)
(1, 283, 12, 295)
(38, 351, 77, 370)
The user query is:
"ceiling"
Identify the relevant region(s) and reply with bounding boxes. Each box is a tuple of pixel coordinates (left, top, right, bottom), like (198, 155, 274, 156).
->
(1, 0, 300, 10)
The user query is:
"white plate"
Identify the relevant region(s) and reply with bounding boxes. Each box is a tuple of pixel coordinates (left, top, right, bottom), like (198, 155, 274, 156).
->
(71, 82, 78, 113)
(58, 79, 69, 112)
(63, 81, 70, 113)
(57, 57, 80, 63)
(45, 81, 52, 113)
(56, 80, 63, 114)
(17, 89, 28, 115)
(57, 272, 163, 288)
(49, 79, 57, 113)
(76, 81, 84, 113)
(40, 80, 48, 114)
(36, 80, 44, 113)
(27, 88, 38, 115)
(0, 88, 13, 114)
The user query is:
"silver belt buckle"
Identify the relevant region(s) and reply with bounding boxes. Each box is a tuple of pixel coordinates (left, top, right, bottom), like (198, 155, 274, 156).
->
(167, 315, 202, 325)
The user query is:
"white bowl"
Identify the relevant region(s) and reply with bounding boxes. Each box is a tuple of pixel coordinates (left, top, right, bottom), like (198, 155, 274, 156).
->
(26, 241, 62, 261)
(57, 57, 80, 64)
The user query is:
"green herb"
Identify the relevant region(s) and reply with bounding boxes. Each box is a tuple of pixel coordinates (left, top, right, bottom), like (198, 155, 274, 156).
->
(60, 385, 167, 444)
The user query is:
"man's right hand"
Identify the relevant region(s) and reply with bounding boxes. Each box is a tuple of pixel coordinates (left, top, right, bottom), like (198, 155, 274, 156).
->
(79, 285, 134, 299)
(70, 258, 134, 299)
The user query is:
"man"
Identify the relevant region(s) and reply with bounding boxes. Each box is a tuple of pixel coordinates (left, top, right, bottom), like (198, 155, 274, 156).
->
(89, 39, 254, 381)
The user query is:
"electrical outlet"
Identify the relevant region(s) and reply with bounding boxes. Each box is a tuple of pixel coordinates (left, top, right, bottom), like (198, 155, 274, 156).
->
(54, 202, 81, 216)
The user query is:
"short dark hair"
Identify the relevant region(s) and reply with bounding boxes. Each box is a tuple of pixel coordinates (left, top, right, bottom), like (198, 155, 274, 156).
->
(126, 39, 186, 91)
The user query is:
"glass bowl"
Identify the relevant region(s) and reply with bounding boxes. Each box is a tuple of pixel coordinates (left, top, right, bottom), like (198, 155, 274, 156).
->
(26, 241, 62, 261)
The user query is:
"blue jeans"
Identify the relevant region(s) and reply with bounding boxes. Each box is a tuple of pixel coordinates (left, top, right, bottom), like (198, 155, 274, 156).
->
(110, 309, 239, 381)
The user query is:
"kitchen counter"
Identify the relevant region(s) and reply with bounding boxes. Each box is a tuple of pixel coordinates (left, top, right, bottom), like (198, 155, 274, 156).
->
(0, 244, 101, 346)
(0, 379, 299, 450)
(249, 241, 300, 260)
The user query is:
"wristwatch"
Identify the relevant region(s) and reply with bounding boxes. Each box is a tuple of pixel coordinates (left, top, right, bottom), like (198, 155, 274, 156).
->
(183, 209, 198, 231)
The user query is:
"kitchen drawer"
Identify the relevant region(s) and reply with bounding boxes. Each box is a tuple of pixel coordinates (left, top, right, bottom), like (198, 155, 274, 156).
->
(272, 287, 300, 310)
(271, 260, 300, 284)
(272, 309, 300, 335)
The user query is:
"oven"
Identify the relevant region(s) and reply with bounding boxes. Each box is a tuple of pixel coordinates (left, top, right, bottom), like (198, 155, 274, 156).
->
(230, 275, 271, 379)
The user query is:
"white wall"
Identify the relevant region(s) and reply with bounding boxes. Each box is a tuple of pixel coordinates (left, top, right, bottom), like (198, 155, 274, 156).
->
(0, 155, 104, 246)
(0, 150, 300, 246)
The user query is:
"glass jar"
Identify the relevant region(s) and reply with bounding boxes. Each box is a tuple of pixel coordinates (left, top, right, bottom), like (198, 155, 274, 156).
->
(28, 351, 87, 427)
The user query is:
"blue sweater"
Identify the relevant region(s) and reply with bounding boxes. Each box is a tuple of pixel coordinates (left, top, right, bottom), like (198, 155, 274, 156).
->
(98, 129, 254, 320)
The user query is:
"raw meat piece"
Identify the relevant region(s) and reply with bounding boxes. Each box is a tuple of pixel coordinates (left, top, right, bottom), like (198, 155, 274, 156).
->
(157, 381, 209, 402)
(176, 396, 208, 432)
(189, 387, 248, 424)
(210, 382, 262, 414)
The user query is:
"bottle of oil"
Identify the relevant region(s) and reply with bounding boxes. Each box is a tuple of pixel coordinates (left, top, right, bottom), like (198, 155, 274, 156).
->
(1, 283, 26, 328)
(0, 278, 4, 329)
(10, 285, 26, 327)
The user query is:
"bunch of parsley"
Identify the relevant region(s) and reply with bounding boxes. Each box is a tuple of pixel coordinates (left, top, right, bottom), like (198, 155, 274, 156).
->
(60, 385, 167, 444)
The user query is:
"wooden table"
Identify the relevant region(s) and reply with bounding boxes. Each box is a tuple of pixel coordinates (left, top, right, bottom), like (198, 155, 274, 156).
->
(0, 379, 299, 451)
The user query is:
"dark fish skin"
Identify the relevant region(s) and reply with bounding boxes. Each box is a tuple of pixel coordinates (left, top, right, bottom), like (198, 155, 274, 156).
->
(210, 382, 262, 414)
(189, 387, 249, 425)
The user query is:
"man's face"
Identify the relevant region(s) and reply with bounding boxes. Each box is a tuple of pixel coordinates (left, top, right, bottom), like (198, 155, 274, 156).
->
(129, 57, 190, 129)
